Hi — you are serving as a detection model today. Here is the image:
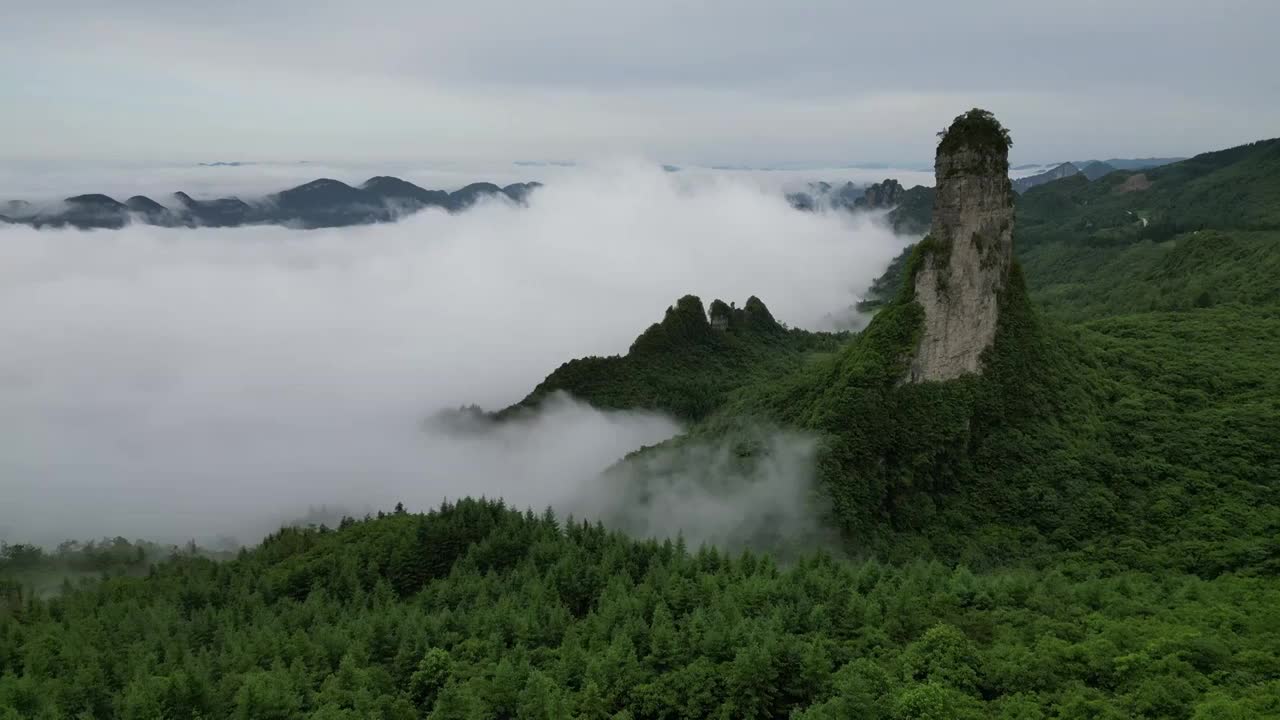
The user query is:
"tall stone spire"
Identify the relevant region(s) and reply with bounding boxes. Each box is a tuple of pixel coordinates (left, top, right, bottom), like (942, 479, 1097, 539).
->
(907, 109, 1015, 382)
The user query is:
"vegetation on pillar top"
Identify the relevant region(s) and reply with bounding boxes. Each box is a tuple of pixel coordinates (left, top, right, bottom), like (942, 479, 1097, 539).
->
(936, 108, 1013, 172)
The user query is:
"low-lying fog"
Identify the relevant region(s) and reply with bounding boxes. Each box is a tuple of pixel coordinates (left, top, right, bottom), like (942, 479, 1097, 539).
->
(0, 162, 910, 548)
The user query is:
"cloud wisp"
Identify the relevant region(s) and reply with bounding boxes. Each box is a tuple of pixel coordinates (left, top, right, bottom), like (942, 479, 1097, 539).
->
(579, 426, 838, 554)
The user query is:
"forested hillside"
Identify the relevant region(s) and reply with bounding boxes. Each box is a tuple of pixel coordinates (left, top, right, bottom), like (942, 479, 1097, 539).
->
(4, 500, 1278, 719)
(3, 123, 1279, 719)
(501, 296, 844, 423)
(1018, 138, 1280, 248)
(628, 129, 1280, 573)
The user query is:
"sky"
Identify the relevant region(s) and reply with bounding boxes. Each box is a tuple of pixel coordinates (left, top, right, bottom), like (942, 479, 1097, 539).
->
(4, 0, 1278, 167)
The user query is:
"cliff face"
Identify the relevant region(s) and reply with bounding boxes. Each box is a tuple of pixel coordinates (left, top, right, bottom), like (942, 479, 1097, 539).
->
(907, 109, 1015, 382)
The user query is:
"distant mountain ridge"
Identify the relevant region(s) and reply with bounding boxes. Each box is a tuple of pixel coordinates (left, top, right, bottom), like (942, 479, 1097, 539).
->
(1091, 156, 1185, 171)
(2, 177, 541, 230)
(1013, 156, 1183, 193)
(1012, 162, 1083, 193)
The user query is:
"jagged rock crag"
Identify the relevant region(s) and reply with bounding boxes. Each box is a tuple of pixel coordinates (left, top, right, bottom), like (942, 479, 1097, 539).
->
(786, 178, 905, 213)
(708, 296, 779, 333)
(907, 109, 1015, 382)
(855, 178, 906, 210)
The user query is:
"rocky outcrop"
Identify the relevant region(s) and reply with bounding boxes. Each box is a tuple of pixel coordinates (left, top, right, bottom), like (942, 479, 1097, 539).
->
(786, 178, 906, 213)
(886, 185, 935, 235)
(708, 296, 781, 334)
(907, 109, 1015, 383)
(854, 179, 906, 209)
(787, 181, 852, 212)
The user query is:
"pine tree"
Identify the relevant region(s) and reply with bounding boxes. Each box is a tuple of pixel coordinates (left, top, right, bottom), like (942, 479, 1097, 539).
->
(409, 648, 453, 710)
(646, 602, 679, 671)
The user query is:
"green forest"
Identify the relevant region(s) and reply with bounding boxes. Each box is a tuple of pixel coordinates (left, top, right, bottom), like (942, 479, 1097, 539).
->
(3, 121, 1279, 718)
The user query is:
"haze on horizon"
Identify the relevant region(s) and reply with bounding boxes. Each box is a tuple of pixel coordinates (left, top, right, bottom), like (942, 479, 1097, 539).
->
(2, 1, 1278, 167)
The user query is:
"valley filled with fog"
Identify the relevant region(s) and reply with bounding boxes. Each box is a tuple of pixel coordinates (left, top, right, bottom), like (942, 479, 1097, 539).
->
(0, 162, 910, 546)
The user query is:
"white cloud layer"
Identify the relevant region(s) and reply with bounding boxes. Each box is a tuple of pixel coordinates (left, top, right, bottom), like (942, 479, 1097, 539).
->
(0, 163, 907, 546)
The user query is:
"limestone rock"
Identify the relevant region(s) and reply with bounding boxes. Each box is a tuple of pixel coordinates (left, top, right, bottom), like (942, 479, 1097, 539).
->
(907, 109, 1015, 382)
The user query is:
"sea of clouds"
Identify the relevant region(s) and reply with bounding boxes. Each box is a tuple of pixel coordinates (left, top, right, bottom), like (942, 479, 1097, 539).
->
(0, 162, 912, 547)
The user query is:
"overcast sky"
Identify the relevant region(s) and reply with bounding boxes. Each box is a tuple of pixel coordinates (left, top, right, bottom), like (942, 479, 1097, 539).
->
(3, 1, 1278, 167)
